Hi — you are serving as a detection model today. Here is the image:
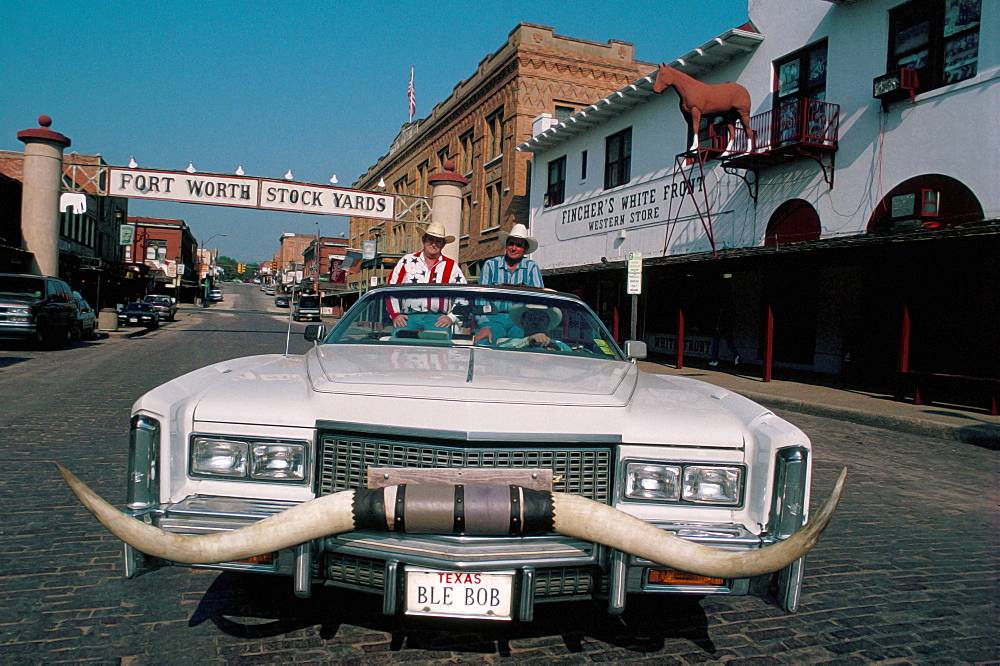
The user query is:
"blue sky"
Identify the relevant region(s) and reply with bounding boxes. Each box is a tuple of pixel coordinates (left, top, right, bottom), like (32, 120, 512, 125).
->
(2, 0, 749, 262)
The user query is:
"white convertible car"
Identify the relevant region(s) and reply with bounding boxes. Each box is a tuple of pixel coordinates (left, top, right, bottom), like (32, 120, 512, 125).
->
(60, 284, 843, 622)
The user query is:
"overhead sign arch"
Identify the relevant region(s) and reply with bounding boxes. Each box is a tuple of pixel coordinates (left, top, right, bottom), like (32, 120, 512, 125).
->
(107, 167, 395, 221)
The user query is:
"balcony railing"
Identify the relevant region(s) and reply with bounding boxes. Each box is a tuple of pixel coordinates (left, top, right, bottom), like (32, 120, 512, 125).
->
(727, 98, 840, 155)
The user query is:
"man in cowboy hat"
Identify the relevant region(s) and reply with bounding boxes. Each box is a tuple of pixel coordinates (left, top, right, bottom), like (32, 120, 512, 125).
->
(479, 223, 543, 287)
(474, 223, 543, 343)
(496, 304, 571, 352)
(386, 221, 467, 329)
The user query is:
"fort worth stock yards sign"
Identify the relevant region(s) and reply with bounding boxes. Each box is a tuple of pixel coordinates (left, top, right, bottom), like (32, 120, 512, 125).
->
(108, 168, 395, 220)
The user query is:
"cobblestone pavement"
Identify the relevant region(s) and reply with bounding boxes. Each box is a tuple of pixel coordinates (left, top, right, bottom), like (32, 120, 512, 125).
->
(1, 284, 997, 664)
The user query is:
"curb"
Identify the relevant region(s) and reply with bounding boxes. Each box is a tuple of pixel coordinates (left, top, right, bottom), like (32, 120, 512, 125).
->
(735, 389, 1000, 450)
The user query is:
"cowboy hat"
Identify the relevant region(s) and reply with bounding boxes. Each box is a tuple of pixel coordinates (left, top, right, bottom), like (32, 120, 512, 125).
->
(509, 303, 562, 331)
(499, 223, 538, 254)
(415, 221, 456, 244)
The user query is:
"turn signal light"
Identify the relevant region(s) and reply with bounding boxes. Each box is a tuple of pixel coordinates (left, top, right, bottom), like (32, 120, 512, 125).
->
(648, 569, 723, 586)
(233, 553, 275, 565)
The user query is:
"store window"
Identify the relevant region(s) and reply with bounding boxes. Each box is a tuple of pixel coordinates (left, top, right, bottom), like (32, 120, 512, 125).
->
(888, 0, 980, 92)
(604, 128, 632, 190)
(546, 156, 566, 207)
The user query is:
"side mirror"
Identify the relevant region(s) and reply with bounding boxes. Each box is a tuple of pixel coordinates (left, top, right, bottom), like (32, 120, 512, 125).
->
(303, 324, 326, 342)
(624, 340, 647, 360)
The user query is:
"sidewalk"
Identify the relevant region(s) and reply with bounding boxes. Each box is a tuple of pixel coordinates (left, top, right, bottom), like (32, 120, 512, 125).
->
(638, 358, 1000, 449)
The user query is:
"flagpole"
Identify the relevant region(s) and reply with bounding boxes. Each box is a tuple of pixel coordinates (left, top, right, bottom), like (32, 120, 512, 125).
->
(408, 66, 416, 123)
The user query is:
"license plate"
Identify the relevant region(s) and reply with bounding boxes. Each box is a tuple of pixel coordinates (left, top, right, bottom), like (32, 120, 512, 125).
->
(129, 318, 138, 323)
(405, 568, 514, 620)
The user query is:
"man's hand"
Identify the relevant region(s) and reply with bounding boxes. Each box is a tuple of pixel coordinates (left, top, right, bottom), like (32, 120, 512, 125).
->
(473, 327, 494, 344)
(392, 314, 408, 327)
(435, 314, 454, 328)
(527, 333, 552, 348)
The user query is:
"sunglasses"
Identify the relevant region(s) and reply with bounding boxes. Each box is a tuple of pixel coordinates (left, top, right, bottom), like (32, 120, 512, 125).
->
(506, 240, 527, 248)
(423, 236, 446, 245)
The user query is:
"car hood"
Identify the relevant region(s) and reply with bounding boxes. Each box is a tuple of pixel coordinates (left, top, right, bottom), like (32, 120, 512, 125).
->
(307, 344, 634, 406)
(143, 349, 759, 448)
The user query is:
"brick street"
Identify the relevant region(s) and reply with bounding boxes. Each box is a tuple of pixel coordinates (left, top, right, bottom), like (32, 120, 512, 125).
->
(0, 285, 996, 664)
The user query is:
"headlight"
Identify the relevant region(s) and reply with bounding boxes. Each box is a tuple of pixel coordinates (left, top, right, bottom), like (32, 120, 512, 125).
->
(9, 307, 31, 315)
(624, 461, 744, 505)
(250, 444, 305, 481)
(624, 463, 681, 501)
(190, 437, 307, 482)
(682, 466, 742, 505)
(191, 438, 248, 478)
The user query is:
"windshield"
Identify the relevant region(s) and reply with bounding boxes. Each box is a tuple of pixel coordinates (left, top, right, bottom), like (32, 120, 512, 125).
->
(124, 303, 155, 312)
(298, 296, 319, 308)
(324, 285, 623, 360)
(0, 276, 45, 299)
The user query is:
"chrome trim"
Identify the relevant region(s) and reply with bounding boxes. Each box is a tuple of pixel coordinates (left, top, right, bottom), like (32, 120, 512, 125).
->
(127, 415, 160, 510)
(324, 531, 598, 570)
(294, 542, 312, 598)
(316, 420, 621, 444)
(383, 561, 400, 615)
(607, 550, 628, 614)
(519, 567, 536, 622)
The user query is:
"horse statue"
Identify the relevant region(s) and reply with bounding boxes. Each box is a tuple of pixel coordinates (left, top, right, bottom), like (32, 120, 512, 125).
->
(652, 63, 754, 155)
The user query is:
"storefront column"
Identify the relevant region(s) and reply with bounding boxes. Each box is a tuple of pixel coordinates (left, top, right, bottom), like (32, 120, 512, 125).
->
(17, 115, 71, 277)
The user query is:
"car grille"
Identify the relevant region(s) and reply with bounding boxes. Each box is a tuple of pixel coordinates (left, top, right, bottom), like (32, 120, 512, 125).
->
(324, 553, 600, 599)
(316, 432, 614, 503)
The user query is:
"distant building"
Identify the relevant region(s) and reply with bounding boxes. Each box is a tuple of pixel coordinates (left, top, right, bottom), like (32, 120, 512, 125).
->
(126, 216, 199, 302)
(277, 233, 314, 289)
(347, 23, 654, 294)
(0, 150, 129, 308)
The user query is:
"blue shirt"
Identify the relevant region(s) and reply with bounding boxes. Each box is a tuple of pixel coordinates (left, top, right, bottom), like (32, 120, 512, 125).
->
(479, 255, 544, 287)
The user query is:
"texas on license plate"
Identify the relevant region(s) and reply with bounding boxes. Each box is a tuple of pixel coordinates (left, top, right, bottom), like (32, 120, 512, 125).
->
(405, 568, 514, 620)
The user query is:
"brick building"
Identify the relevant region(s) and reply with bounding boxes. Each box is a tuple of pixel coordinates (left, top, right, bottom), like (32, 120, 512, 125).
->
(125, 216, 198, 302)
(348, 23, 653, 292)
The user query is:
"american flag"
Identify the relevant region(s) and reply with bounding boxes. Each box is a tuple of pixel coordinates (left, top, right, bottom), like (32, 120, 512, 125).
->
(407, 67, 416, 121)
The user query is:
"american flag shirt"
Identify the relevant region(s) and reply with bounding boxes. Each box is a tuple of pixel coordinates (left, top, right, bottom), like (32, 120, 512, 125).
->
(386, 251, 467, 318)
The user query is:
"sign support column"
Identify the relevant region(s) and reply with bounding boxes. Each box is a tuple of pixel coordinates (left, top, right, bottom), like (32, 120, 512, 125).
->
(17, 115, 71, 277)
(428, 161, 468, 262)
(626, 252, 642, 341)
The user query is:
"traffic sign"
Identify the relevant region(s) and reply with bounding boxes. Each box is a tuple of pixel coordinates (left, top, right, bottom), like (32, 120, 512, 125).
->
(626, 251, 642, 295)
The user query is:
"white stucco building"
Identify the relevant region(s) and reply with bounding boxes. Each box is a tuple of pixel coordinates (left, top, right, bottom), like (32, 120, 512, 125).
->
(519, 0, 997, 405)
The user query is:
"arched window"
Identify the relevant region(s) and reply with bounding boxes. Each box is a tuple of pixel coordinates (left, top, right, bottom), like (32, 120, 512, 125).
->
(764, 199, 821, 246)
(867, 174, 983, 234)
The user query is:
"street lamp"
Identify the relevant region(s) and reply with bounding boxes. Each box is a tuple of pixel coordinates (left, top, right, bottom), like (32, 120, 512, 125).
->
(200, 233, 227, 306)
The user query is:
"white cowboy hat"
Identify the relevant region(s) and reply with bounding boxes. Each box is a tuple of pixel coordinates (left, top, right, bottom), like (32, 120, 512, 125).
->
(509, 303, 562, 331)
(416, 221, 456, 244)
(498, 223, 538, 254)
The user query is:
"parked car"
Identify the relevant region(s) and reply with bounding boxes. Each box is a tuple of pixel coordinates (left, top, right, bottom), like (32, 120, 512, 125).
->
(292, 294, 321, 321)
(61, 284, 844, 624)
(142, 295, 178, 321)
(208, 289, 223, 302)
(274, 295, 290, 308)
(0, 273, 77, 348)
(117, 303, 160, 328)
(72, 292, 97, 340)
(264, 286, 275, 296)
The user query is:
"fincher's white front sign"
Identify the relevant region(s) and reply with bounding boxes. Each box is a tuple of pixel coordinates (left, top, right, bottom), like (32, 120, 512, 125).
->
(108, 168, 395, 221)
(542, 172, 708, 241)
